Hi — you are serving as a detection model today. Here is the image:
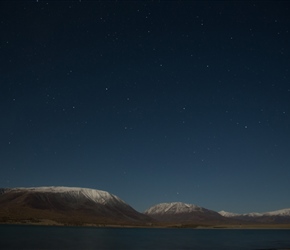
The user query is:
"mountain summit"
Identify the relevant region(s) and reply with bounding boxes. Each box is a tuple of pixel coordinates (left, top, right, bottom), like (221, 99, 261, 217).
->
(144, 202, 226, 225)
(0, 186, 152, 226)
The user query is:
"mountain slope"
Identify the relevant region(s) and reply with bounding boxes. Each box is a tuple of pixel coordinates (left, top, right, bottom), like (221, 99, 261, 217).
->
(0, 186, 153, 226)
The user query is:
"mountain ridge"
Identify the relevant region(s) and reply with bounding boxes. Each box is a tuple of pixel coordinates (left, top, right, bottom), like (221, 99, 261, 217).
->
(2, 186, 127, 207)
(217, 208, 290, 224)
(218, 208, 290, 218)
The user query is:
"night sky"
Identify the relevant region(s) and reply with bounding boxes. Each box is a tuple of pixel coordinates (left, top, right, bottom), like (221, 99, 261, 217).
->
(1, 1, 290, 213)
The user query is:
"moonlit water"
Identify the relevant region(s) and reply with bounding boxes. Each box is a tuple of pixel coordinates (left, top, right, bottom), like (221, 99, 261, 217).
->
(1, 225, 290, 250)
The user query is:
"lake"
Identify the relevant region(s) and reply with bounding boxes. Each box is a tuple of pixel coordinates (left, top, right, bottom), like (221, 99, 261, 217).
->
(0, 225, 290, 249)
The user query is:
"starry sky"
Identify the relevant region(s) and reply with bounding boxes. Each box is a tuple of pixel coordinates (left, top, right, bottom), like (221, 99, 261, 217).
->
(1, 1, 290, 214)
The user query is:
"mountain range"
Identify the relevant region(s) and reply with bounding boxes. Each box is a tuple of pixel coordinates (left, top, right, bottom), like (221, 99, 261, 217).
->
(218, 208, 290, 224)
(1, 186, 289, 227)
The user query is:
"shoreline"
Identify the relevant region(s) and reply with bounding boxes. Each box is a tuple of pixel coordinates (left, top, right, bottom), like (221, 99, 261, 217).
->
(1, 220, 290, 229)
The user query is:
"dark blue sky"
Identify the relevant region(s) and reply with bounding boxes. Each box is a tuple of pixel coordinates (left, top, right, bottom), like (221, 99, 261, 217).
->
(1, 1, 290, 213)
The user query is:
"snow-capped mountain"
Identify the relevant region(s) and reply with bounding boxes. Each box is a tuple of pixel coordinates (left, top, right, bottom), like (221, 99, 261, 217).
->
(264, 208, 290, 216)
(219, 208, 290, 218)
(218, 208, 290, 223)
(0, 186, 153, 226)
(144, 202, 226, 225)
(6, 186, 127, 207)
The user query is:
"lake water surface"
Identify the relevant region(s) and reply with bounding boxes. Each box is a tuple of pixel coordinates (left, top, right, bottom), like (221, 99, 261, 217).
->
(0, 225, 290, 249)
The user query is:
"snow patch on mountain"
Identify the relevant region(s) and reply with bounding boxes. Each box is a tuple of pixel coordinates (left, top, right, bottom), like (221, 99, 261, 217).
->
(6, 186, 126, 206)
(218, 210, 240, 217)
(246, 212, 263, 217)
(145, 202, 202, 215)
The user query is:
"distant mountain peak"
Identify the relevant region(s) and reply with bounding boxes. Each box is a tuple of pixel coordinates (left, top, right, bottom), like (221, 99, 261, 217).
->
(144, 202, 225, 224)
